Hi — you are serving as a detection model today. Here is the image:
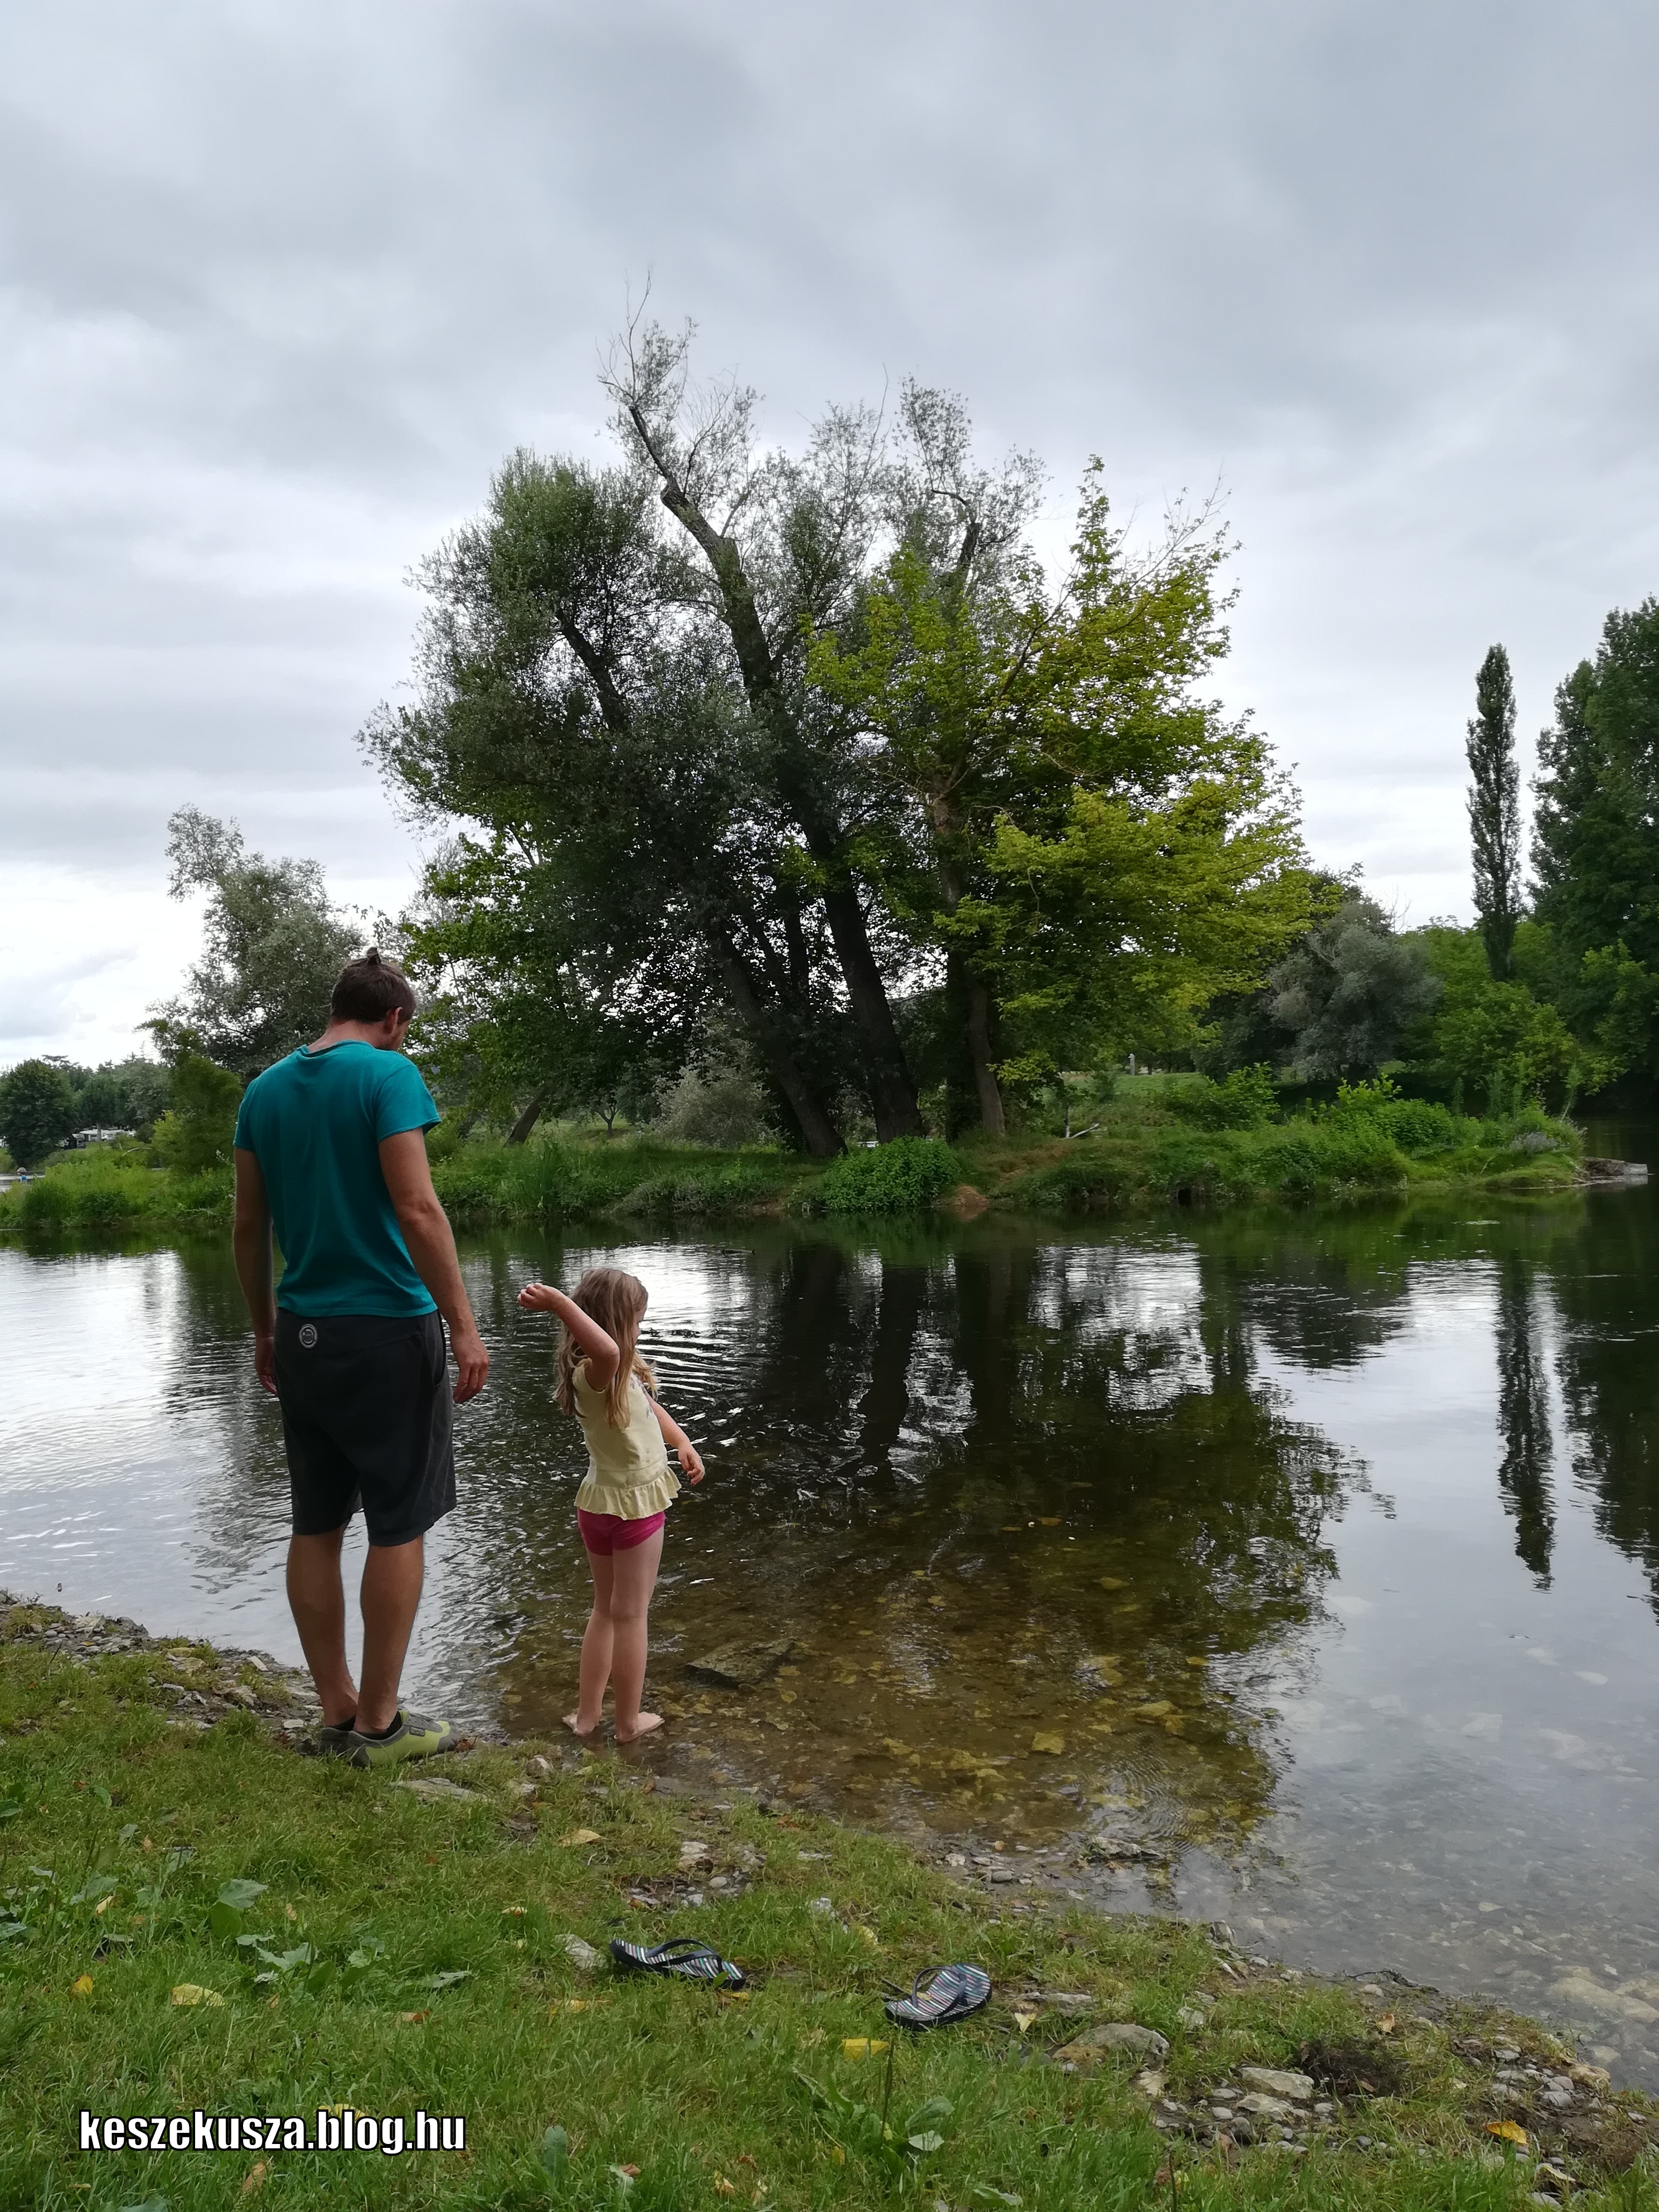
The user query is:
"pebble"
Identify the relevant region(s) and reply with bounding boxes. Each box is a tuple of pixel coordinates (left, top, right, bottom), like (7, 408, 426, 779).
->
(1238, 2093, 1297, 2120)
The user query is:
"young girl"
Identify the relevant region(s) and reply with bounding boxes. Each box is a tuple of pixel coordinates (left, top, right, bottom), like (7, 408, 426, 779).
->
(516, 1268, 704, 1742)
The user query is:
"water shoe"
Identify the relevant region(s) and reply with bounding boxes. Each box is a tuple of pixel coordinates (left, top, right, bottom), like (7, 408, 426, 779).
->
(344, 1710, 454, 1769)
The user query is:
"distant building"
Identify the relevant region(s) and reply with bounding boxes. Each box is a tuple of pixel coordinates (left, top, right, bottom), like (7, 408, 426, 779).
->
(69, 1127, 134, 1147)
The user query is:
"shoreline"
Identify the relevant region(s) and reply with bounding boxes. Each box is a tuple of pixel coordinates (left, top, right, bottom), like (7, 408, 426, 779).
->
(4, 1592, 1656, 2205)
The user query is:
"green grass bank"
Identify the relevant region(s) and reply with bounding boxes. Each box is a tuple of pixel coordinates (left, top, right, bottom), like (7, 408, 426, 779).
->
(2, 1599, 1655, 2211)
(0, 1076, 1599, 1240)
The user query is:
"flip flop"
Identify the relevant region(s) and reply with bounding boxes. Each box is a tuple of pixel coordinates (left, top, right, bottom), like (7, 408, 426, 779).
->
(609, 1937, 747, 1988)
(883, 1962, 992, 2028)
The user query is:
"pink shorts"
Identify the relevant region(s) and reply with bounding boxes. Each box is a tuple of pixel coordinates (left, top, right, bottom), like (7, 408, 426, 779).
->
(577, 1508, 666, 1555)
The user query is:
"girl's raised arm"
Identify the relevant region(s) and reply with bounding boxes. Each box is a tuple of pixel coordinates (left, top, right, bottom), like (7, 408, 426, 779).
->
(516, 1282, 620, 1385)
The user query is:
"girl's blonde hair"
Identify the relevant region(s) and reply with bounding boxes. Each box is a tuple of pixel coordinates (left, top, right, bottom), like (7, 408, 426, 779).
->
(554, 1266, 657, 1427)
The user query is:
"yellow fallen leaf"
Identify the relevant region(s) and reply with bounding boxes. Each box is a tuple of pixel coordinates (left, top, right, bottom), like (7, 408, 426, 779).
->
(1099, 1577, 1126, 1590)
(1486, 2119, 1528, 2147)
(714, 2179, 737, 2198)
(830, 2145, 846, 2165)
(240, 2162, 268, 2196)
(560, 1828, 603, 1847)
(1012, 2006, 1041, 2034)
(502, 1904, 527, 1915)
(843, 2038, 889, 2058)
(398, 2010, 430, 2024)
(92, 1894, 114, 1917)
(1377, 2011, 1395, 2034)
(70, 1973, 95, 1997)
(1031, 1731, 1065, 1755)
(853, 1923, 881, 1948)
(719, 1989, 752, 2003)
(1186, 1657, 1206, 1668)
(170, 1984, 225, 2008)
(1039, 1517, 1061, 1526)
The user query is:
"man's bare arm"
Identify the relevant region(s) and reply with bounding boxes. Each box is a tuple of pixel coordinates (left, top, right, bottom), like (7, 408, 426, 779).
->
(378, 1128, 489, 1403)
(232, 1148, 278, 1396)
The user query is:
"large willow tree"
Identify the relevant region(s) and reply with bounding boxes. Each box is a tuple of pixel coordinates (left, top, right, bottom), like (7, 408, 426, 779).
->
(366, 322, 1316, 1147)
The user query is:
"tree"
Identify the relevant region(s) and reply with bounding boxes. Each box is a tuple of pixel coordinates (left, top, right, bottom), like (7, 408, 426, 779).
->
(1429, 978, 1574, 1113)
(71, 1057, 172, 1136)
(368, 323, 1319, 1147)
(149, 1052, 243, 1173)
(400, 835, 693, 1143)
(1466, 643, 1522, 979)
(604, 320, 926, 1139)
(0, 1059, 78, 1167)
(1268, 895, 1441, 1080)
(148, 807, 361, 1078)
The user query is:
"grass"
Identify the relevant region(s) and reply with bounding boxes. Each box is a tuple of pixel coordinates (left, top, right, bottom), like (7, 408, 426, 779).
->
(3, 1603, 1656, 2211)
(0, 1083, 1592, 1243)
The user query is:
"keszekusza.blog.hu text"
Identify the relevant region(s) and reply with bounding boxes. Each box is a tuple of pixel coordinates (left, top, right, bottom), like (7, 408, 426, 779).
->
(80, 2109, 466, 2155)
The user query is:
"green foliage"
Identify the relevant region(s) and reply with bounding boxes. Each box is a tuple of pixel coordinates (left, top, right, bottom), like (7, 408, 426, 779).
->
(1268, 895, 1440, 1080)
(0, 1059, 77, 1168)
(1466, 643, 1522, 979)
(650, 1058, 775, 1148)
(809, 1136, 963, 1216)
(1530, 599, 1659, 1084)
(816, 472, 1321, 1111)
(149, 1053, 242, 1173)
(148, 807, 360, 1078)
(1166, 1063, 1278, 1129)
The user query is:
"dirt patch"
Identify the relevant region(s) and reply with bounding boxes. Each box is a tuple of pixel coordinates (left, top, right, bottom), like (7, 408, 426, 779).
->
(1298, 2039, 1405, 2099)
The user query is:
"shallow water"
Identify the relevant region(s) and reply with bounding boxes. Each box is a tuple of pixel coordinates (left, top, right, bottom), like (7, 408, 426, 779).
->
(6, 1148, 1659, 2075)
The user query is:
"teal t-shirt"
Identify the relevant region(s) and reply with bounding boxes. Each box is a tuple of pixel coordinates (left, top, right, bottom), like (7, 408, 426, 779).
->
(233, 1043, 441, 1317)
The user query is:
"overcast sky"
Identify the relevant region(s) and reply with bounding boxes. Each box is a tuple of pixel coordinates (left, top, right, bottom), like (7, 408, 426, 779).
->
(3, 0, 1656, 1065)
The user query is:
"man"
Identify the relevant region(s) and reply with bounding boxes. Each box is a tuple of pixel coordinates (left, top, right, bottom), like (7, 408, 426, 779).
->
(231, 948, 489, 1767)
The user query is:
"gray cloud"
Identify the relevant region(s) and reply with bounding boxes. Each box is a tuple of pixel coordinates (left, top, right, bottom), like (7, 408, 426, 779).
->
(2, 0, 1657, 1054)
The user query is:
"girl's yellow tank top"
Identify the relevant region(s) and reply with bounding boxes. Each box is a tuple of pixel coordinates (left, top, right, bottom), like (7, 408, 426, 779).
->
(571, 1367, 681, 1520)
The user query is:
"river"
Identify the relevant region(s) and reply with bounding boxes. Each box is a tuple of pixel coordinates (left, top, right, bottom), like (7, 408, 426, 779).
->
(5, 1144, 1659, 2078)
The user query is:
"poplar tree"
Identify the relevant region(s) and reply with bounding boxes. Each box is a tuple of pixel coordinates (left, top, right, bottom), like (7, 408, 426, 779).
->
(1466, 643, 1522, 979)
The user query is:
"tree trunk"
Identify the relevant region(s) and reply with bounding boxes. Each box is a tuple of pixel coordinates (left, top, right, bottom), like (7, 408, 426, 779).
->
(819, 882, 923, 1139)
(964, 973, 1006, 1136)
(711, 934, 844, 1157)
(624, 402, 921, 1140)
(506, 1088, 550, 1146)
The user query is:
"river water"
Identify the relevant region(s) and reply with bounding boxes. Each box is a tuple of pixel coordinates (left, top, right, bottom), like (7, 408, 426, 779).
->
(6, 1144, 1659, 2077)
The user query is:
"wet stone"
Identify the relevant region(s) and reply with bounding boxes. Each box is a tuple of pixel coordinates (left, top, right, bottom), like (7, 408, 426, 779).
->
(684, 1639, 795, 1690)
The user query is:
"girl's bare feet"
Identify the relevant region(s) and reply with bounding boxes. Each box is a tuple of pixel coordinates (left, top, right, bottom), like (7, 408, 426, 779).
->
(613, 1711, 663, 1744)
(564, 1710, 601, 1739)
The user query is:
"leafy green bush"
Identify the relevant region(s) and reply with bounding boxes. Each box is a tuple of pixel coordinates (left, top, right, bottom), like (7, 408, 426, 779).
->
(1166, 1064, 1279, 1130)
(1374, 1098, 1461, 1156)
(811, 1137, 963, 1216)
(15, 1176, 72, 1230)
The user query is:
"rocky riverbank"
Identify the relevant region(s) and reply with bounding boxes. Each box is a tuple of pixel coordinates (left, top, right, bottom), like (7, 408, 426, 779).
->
(3, 1592, 1657, 2205)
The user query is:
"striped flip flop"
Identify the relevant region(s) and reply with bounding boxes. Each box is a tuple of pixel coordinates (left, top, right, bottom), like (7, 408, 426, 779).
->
(609, 1938, 747, 1988)
(883, 1962, 992, 2028)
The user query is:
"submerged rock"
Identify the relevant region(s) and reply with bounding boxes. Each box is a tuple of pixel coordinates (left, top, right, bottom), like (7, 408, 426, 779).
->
(685, 1638, 795, 1689)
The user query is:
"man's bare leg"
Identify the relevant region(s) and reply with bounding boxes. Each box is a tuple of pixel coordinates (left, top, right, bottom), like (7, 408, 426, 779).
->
(357, 1536, 425, 1734)
(286, 1527, 357, 1728)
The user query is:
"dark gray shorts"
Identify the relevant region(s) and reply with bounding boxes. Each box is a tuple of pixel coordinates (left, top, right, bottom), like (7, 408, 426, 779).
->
(273, 1310, 455, 1548)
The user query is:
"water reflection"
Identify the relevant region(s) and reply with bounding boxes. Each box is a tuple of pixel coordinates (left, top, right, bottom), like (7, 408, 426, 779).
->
(6, 1172, 1659, 2076)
